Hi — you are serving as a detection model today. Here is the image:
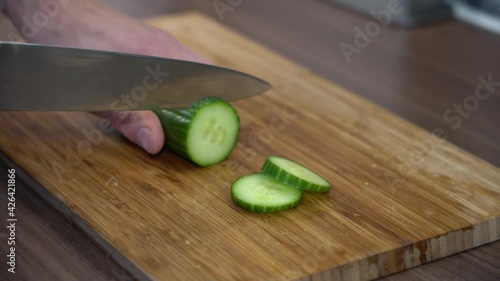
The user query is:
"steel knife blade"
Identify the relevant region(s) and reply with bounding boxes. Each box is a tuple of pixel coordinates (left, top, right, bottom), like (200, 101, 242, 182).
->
(0, 42, 271, 111)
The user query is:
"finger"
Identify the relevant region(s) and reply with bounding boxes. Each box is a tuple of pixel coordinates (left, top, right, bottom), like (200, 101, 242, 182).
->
(93, 111, 164, 154)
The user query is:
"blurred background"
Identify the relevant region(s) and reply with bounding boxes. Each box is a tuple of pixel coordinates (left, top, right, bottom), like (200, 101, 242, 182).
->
(101, 0, 500, 30)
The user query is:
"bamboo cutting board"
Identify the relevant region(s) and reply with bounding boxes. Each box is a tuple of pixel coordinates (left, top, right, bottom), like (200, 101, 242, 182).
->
(0, 13, 499, 281)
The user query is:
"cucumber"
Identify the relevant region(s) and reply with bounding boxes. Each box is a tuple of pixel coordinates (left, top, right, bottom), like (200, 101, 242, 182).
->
(261, 156, 331, 192)
(154, 97, 240, 167)
(231, 174, 302, 213)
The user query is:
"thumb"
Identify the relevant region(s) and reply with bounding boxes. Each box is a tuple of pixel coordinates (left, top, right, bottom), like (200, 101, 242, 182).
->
(93, 111, 164, 154)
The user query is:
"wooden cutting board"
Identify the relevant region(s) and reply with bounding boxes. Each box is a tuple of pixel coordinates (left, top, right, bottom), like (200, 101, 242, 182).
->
(1, 12, 499, 281)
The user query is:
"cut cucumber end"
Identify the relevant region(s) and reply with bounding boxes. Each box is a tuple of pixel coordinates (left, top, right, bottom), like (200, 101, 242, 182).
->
(262, 156, 331, 192)
(155, 97, 240, 167)
(187, 99, 240, 166)
(231, 174, 302, 213)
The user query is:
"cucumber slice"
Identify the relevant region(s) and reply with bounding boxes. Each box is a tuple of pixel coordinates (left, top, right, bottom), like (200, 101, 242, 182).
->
(231, 174, 302, 213)
(155, 97, 240, 167)
(261, 156, 331, 192)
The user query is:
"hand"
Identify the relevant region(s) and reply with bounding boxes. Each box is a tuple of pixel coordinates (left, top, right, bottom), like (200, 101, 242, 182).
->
(3, 0, 208, 154)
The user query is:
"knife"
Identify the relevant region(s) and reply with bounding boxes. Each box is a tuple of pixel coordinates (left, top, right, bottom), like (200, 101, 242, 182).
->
(0, 42, 271, 111)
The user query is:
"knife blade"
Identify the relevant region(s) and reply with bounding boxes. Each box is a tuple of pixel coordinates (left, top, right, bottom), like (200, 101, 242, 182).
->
(0, 42, 271, 111)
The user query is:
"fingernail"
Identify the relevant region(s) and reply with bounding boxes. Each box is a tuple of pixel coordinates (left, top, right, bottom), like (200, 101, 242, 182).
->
(137, 128, 152, 153)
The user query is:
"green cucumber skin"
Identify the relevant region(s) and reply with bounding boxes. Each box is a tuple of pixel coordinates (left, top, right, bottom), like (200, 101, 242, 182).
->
(231, 192, 301, 213)
(261, 158, 331, 192)
(154, 97, 240, 167)
(155, 109, 192, 161)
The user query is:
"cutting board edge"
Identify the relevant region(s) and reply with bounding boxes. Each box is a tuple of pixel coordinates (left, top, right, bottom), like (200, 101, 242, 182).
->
(0, 152, 154, 281)
(309, 217, 499, 280)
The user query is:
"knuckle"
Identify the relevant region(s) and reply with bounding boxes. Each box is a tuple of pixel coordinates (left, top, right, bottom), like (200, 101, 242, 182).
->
(109, 111, 131, 131)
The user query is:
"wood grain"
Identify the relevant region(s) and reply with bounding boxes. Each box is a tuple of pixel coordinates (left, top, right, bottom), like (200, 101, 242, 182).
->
(0, 13, 498, 281)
